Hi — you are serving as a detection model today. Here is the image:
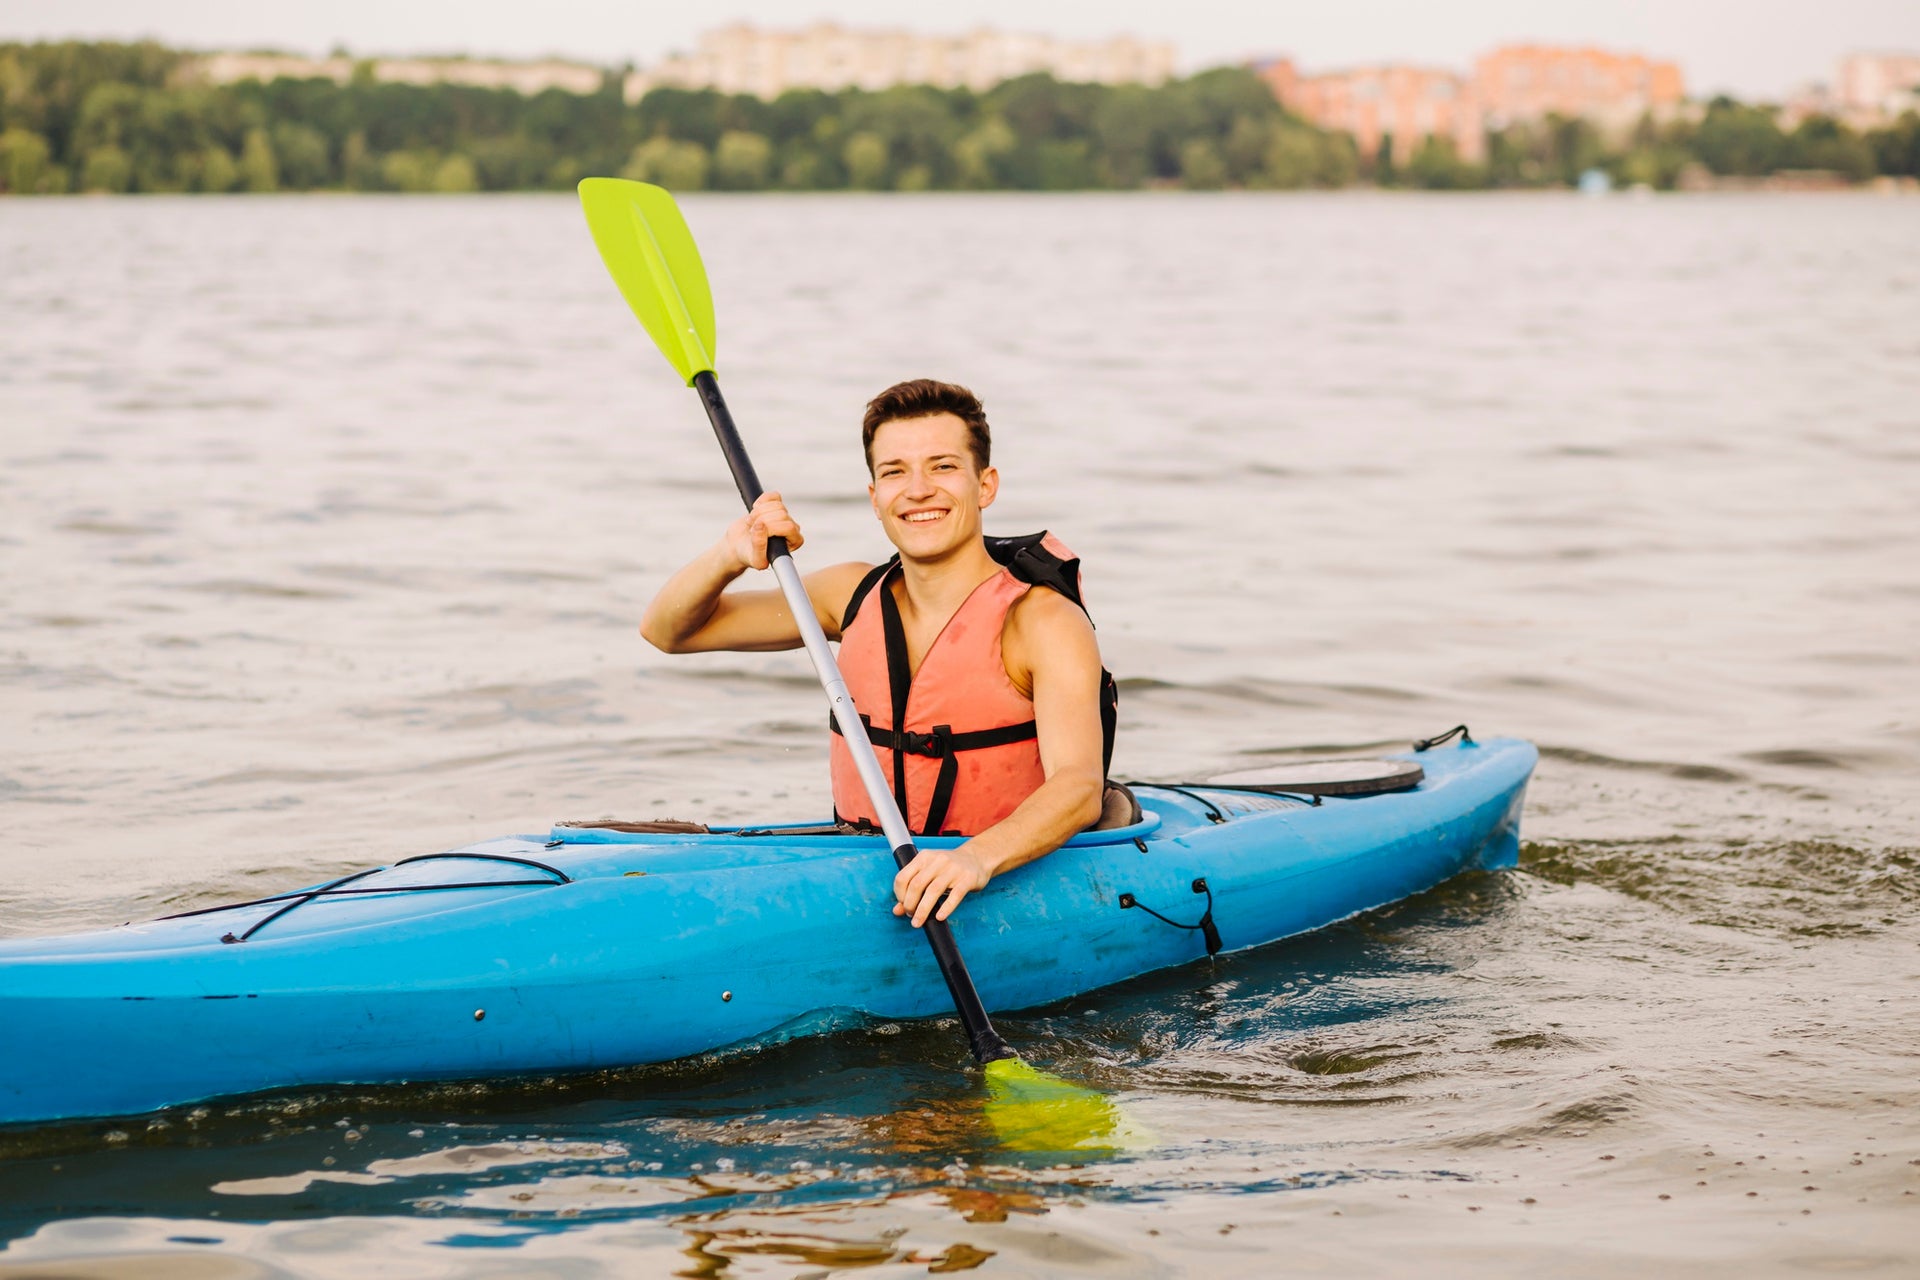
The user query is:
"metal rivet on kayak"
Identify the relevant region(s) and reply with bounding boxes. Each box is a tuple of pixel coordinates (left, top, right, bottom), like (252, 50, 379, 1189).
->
(721, 991, 732, 1002)
(473, 1009, 485, 1021)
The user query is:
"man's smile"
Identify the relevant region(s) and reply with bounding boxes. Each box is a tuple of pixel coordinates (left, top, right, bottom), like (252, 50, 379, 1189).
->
(901, 508, 949, 523)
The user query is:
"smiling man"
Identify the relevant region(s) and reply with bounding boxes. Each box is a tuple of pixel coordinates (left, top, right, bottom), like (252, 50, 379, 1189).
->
(640, 378, 1116, 928)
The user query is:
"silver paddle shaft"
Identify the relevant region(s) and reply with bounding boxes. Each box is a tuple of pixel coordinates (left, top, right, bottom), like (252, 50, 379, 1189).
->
(689, 370, 1013, 1063)
(767, 553, 914, 850)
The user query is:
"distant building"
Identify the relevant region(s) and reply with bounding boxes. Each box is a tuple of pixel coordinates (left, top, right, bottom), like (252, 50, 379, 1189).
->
(623, 22, 1176, 103)
(1261, 59, 1483, 163)
(1837, 52, 1920, 122)
(1262, 43, 1685, 164)
(1779, 52, 1920, 130)
(1471, 45, 1684, 133)
(186, 52, 607, 97)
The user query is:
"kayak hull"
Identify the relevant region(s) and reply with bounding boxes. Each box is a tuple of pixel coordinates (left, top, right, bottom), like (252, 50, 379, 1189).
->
(0, 737, 1534, 1126)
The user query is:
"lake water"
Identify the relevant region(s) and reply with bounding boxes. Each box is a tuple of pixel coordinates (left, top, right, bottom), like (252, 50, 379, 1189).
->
(1, 191, 1917, 1276)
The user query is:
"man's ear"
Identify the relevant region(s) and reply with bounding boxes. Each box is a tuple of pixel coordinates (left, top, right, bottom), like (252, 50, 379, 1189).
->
(977, 465, 999, 509)
(869, 481, 879, 518)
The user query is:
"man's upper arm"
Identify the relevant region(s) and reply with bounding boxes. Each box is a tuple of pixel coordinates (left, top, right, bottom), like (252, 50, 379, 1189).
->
(672, 561, 871, 653)
(1015, 591, 1106, 781)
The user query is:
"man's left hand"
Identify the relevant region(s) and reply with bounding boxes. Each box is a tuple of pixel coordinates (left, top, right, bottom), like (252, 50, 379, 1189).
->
(893, 845, 991, 927)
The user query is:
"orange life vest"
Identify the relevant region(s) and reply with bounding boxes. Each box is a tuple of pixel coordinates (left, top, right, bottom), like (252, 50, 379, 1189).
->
(829, 533, 1116, 837)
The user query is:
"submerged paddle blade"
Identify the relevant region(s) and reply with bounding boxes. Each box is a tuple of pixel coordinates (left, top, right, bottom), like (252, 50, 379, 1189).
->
(982, 1057, 1145, 1154)
(577, 178, 717, 384)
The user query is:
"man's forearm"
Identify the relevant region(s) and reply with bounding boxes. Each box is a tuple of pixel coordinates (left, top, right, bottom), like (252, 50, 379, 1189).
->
(639, 541, 744, 652)
(962, 768, 1105, 879)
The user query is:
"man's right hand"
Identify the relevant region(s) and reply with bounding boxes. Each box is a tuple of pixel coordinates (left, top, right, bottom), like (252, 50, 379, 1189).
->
(642, 492, 866, 655)
(723, 491, 804, 571)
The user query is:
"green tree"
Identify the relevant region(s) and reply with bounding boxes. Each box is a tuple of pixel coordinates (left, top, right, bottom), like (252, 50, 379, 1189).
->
(196, 144, 237, 192)
(383, 150, 429, 191)
(0, 126, 55, 192)
(467, 134, 545, 190)
(339, 132, 381, 189)
(634, 87, 725, 148)
(1616, 143, 1690, 189)
(842, 130, 888, 189)
(1261, 123, 1320, 188)
(1314, 132, 1358, 186)
(81, 143, 130, 191)
(1179, 137, 1226, 189)
(621, 135, 709, 190)
(432, 151, 477, 192)
(272, 121, 331, 188)
(1091, 85, 1154, 186)
(238, 126, 277, 191)
(1222, 115, 1269, 184)
(1405, 135, 1482, 189)
(713, 128, 772, 189)
(1373, 134, 1398, 185)
(1867, 110, 1919, 176)
(844, 85, 962, 185)
(778, 149, 828, 189)
(953, 116, 1014, 188)
(1785, 115, 1873, 180)
(1692, 97, 1786, 175)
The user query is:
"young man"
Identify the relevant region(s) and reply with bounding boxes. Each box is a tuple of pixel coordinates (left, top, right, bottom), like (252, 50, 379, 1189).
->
(640, 379, 1109, 929)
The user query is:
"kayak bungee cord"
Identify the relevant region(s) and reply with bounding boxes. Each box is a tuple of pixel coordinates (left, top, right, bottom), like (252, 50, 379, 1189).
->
(1414, 724, 1474, 751)
(1118, 878, 1223, 956)
(157, 852, 571, 944)
(1124, 782, 1324, 824)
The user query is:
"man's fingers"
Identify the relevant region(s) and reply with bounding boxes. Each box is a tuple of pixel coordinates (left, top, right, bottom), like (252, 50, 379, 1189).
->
(933, 882, 969, 922)
(911, 877, 947, 927)
(895, 857, 946, 927)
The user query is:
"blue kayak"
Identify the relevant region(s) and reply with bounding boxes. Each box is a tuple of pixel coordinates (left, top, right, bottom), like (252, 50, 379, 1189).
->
(0, 736, 1534, 1126)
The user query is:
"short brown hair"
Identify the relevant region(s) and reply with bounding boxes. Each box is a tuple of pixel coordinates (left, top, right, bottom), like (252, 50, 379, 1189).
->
(861, 379, 991, 476)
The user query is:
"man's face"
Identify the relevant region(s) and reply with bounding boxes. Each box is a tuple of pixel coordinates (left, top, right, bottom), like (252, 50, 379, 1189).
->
(867, 413, 998, 560)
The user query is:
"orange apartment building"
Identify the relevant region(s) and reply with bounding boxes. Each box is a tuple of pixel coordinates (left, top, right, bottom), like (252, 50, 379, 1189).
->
(1262, 44, 1685, 164)
(1473, 45, 1684, 131)
(1263, 59, 1484, 162)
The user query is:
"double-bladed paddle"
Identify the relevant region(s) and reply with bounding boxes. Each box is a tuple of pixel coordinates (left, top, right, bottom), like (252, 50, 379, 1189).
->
(576, 178, 1125, 1151)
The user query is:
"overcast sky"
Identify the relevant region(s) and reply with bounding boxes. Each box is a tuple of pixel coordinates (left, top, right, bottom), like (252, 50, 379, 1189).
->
(4, 0, 1917, 100)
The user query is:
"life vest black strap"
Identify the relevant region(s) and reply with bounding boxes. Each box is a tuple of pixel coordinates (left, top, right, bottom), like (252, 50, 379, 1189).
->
(835, 532, 1119, 834)
(840, 558, 898, 633)
(828, 715, 1040, 837)
(830, 715, 1040, 757)
(878, 568, 914, 818)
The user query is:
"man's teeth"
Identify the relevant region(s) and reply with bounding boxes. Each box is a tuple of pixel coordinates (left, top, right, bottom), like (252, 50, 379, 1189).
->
(903, 511, 945, 523)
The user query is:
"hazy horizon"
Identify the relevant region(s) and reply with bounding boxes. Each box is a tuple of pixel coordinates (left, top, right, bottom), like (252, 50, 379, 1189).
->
(3, 0, 1918, 101)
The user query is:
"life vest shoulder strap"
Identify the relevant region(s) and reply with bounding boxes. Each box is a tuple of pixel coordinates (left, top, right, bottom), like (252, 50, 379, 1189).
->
(840, 556, 900, 634)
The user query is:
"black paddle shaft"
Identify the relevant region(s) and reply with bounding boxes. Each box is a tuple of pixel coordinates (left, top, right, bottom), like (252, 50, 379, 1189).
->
(688, 370, 1015, 1066)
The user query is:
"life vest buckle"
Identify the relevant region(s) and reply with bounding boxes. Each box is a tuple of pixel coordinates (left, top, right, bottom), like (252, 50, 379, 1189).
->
(900, 726, 952, 757)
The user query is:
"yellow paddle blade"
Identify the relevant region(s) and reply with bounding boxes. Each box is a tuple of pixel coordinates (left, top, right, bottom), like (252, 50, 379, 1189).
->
(576, 178, 717, 384)
(982, 1057, 1148, 1154)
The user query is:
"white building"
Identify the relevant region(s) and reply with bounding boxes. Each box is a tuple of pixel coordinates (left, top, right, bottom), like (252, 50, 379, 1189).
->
(624, 23, 1176, 103)
(1783, 52, 1920, 130)
(1837, 52, 1920, 120)
(187, 52, 606, 97)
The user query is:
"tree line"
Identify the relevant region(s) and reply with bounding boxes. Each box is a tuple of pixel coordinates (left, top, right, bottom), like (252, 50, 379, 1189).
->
(3, 41, 1917, 196)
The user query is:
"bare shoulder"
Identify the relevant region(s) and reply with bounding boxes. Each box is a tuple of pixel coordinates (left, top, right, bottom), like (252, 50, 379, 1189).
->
(1003, 585, 1100, 683)
(804, 560, 877, 638)
(1007, 583, 1094, 633)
